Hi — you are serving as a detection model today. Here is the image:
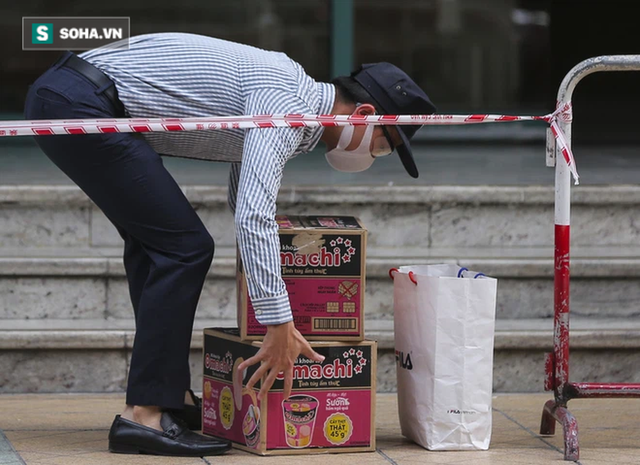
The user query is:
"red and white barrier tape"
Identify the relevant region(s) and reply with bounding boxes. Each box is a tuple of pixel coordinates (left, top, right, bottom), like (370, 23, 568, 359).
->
(0, 102, 578, 183)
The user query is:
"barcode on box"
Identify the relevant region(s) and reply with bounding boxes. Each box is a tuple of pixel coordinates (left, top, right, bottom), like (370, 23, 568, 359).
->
(312, 318, 358, 332)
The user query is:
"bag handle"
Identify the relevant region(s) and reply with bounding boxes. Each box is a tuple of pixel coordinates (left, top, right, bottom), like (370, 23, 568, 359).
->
(457, 267, 486, 279)
(390, 267, 483, 284)
(388, 268, 417, 285)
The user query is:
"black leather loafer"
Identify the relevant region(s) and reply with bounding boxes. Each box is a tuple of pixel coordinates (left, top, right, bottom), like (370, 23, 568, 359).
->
(108, 412, 231, 456)
(169, 389, 202, 430)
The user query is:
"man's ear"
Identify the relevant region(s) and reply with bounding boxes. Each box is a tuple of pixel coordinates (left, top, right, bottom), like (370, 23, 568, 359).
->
(354, 103, 376, 116)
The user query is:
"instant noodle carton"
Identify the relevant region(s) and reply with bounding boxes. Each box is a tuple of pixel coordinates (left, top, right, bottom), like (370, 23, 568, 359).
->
(237, 215, 367, 341)
(202, 328, 377, 455)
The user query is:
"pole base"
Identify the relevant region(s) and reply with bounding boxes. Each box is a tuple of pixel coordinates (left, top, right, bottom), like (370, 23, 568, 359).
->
(540, 399, 579, 461)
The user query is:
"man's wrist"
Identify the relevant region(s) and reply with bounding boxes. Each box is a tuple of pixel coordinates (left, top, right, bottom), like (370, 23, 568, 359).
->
(265, 321, 294, 332)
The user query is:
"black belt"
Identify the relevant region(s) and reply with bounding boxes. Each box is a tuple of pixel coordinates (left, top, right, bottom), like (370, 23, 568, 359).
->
(55, 52, 119, 104)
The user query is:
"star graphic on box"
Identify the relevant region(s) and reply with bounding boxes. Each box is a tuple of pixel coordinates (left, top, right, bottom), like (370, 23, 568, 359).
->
(359, 358, 367, 366)
(347, 247, 356, 256)
(342, 254, 351, 263)
(356, 350, 363, 358)
(345, 239, 351, 247)
(337, 237, 343, 244)
(349, 348, 356, 355)
(330, 240, 336, 247)
(354, 365, 363, 374)
(343, 351, 349, 359)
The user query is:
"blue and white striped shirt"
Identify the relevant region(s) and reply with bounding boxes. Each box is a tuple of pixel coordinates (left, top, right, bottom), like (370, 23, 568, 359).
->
(80, 33, 335, 325)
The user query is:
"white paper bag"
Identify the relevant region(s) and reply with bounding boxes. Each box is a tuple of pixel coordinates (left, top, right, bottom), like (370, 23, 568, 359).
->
(392, 264, 497, 450)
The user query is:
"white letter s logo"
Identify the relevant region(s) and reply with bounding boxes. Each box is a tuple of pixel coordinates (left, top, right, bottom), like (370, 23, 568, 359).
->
(36, 25, 49, 42)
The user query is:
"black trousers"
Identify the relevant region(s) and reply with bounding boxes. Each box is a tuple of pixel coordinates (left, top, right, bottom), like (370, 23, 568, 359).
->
(24, 53, 214, 409)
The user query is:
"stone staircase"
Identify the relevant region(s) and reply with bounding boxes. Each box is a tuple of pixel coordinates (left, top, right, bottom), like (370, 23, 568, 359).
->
(2, 184, 640, 394)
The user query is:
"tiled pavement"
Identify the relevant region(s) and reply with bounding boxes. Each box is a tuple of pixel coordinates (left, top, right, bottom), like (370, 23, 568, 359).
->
(1, 393, 640, 464)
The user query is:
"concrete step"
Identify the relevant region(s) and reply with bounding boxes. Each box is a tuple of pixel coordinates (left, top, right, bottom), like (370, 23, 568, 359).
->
(0, 249, 639, 321)
(2, 184, 640, 394)
(3, 318, 640, 394)
(2, 185, 640, 250)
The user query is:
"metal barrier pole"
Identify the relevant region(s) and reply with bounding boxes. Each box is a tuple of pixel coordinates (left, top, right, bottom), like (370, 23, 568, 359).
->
(540, 55, 640, 461)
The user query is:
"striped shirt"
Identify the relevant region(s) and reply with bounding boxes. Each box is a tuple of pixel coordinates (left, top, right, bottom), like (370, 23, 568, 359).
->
(80, 33, 335, 325)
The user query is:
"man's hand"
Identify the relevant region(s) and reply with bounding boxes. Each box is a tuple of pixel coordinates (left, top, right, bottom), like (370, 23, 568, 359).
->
(237, 321, 325, 401)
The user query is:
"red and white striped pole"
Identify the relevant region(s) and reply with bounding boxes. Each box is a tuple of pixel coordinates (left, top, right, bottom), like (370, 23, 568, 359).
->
(553, 100, 572, 392)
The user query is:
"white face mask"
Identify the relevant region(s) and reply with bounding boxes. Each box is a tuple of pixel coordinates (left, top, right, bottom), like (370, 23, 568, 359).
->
(325, 124, 376, 173)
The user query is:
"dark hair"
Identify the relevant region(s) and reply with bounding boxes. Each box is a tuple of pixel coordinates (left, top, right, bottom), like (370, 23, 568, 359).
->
(331, 75, 382, 112)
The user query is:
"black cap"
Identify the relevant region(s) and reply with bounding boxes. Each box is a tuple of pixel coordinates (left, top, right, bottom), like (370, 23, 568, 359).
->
(352, 63, 436, 178)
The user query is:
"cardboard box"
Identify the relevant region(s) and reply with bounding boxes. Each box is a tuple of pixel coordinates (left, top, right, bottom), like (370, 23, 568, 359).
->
(237, 215, 367, 341)
(202, 328, 377, 455)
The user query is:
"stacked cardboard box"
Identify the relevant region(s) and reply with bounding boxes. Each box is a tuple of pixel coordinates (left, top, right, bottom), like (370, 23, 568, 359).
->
(202, 216, 377, 455)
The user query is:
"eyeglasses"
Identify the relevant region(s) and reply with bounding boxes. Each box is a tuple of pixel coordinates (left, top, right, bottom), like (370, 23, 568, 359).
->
(354, 102, 395, 158)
